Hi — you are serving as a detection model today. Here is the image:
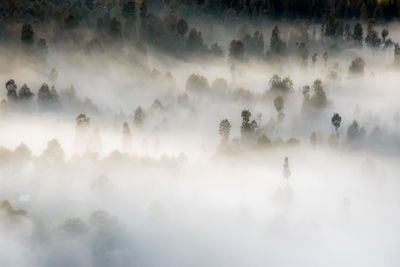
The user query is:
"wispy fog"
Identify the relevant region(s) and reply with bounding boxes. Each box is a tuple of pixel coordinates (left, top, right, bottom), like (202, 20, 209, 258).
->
(1, 15, 400, 267)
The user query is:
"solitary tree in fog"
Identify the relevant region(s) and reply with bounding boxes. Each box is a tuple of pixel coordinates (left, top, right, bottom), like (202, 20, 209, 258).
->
(76, 113, 91, 129)
(5, 79, 17, 103)
(133, 106, 145, 127)
(219, 119, 231, 142)
(283, 156, 291, 184)
(331, 113, 342, 137)
(349, 57, 365, 75)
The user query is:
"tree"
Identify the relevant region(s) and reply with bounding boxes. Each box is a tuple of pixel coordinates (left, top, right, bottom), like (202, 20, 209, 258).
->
(186, 74, 210, 93)
(48, 68, 59, 83)
(360, 3, 367, 21)
(349, 57, 365, 75)
(41, 138, 65, 163)
(122, 121, 132, 145)
(76, 113, 90, 129)
(186, 28, 207, 55)
(133, 106, 145, 127)
(122, 1, 137, 41)
(310, 79, 327, 108)
(18, 84, 34, 101)
(21, 24, 34, 47)
(37, 83, 59, 108)
(297, 42, 308, 63)
(344, 23, 352, 41)
(5, 79, 17, 103)
(176, 18, 188, 51)
(140, 0, 148, 19)
(395, 43, 400, 66)
(303, 80, 328, 109)
(274, 95, 285, 131)
(210, 43, 224, 57)
(312, 53, 317, 65)
(177, 19, 188, 36)
(346, 120, 366, 143)
(268, 74, 293, 94)
(240, 109, 257, 140)
(381, 28, 389, 43)
(229, 39, 245, 60)
(122, 1, 137, 20)
(219, 119, 231, 142)
(352, 23, 363, 47)
(108, 17, 122, 41)
(365, 19, 381, 48)
(322, 51, 328, 67)
(331, 113, 342, 137)
(123, 122, 132, 136)
(269, 25, 286, 55)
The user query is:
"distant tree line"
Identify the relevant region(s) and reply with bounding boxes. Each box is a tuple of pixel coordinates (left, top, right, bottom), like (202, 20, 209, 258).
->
(2, 0, 400, 26)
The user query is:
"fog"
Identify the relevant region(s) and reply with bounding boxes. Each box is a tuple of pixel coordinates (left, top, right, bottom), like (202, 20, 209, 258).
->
(1, 19, 400, 267)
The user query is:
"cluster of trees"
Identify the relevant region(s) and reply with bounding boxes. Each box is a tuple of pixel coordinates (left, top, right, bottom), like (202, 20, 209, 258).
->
(3, 0, 400, 63)
(2, 78, 99, 114)
(3, 0, 400, 25)
(3, 79, 59, 109)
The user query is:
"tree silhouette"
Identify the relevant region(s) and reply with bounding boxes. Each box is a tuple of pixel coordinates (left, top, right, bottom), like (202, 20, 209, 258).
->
(219, 119, 231, 142)
(331, 113, 342, 137)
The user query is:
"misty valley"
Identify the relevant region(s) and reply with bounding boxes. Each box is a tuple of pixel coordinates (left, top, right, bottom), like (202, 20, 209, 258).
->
(1, 0, 400, 266)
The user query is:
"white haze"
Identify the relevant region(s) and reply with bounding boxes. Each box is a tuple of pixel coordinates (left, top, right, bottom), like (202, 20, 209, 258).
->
(1, 23, 400, 267)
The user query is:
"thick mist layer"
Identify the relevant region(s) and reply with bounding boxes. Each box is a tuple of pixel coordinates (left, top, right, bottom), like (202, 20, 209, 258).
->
(1, 1, 400, 266)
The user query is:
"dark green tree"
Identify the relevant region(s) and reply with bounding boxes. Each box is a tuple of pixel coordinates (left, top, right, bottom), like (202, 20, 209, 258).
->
(5, 79, 18, 103)
(352, 23, 363, 47)
(229, 39, 245, 60)
(331, 113, 342, 137)
(269, 25, 286, 55)
(21, 24, 34, 48)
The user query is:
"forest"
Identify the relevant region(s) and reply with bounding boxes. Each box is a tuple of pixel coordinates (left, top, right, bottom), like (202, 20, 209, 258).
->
(1, 0, 400, 266)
